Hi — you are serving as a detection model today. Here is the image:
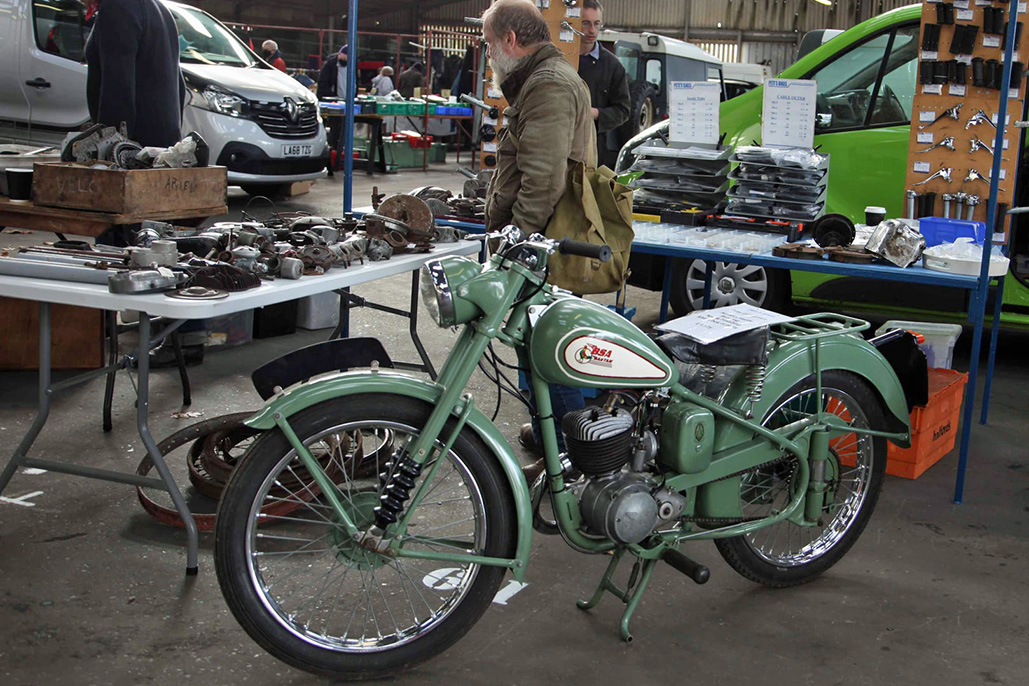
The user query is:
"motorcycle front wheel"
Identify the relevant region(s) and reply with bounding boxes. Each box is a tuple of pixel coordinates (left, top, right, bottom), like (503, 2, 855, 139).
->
(215, 394, 516, 680)
(714, 371, 887, 587)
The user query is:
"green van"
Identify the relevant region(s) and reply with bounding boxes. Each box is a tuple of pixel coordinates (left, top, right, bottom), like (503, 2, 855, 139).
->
(617, 4, 1029, 327)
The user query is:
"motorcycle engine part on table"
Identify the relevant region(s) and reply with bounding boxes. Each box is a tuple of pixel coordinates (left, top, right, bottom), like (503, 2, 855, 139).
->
(658, 399, 715, 474)
(812, 213, 857, 248)
(250, 337, 394, 400)
(561, 407, 635, 476)
(866, 218, 926, 267)
(528, 297, 678, 389)
(109, 269, 183, 294)
(579, 473, 660, 545)
(279, 256, 304, 280)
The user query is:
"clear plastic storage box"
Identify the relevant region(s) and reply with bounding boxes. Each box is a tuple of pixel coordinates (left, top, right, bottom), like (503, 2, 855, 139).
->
(876, 320, 963, 369)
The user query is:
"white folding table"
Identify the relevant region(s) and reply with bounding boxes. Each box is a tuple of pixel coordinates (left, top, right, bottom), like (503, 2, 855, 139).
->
(0, 240, 479, 574)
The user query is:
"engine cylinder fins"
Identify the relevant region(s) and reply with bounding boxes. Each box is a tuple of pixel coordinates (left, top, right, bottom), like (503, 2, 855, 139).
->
(562, 407, 635, 477)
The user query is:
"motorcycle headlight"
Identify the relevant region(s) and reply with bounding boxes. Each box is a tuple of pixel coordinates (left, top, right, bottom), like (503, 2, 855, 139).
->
(193, 86, 248, 117)
(419, 257, 482, 327)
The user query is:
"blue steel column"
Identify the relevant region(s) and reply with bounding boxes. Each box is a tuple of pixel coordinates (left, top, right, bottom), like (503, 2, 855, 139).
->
(343, 0, 358, 214)
(954, 4, 1019, 504)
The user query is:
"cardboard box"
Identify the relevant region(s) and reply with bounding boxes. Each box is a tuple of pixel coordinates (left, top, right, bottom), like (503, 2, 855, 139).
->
(32, 162, 227, 215)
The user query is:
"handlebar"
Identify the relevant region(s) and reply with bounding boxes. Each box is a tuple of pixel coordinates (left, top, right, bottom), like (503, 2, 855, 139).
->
(558, 239, 611, 262)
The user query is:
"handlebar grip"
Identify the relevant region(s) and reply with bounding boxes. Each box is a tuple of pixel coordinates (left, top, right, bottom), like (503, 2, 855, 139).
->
(558, 239, 611, 262)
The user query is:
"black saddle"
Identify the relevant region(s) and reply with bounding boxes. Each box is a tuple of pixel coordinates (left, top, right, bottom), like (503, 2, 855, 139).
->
(655, 327, 770, 368)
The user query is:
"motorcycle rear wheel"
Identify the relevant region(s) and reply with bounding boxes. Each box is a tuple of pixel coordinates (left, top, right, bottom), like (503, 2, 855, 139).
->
(215, 394, 515, 680)
(714, 371, 886, 587)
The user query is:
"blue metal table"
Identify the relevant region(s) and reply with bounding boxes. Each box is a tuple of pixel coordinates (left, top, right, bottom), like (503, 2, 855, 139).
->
(632, 235, 1004, 503)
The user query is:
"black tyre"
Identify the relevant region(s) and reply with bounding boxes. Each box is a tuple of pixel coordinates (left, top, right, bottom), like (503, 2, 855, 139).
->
(615, 81, 658, 145)
(215, 394, 516, 680)
(240, 183, 291, 199)
(668, 258, 790, 315)
(714, 371, 887, 587)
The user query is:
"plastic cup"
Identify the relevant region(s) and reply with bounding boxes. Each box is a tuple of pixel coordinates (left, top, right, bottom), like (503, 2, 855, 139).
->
(865, 205, 887, 225)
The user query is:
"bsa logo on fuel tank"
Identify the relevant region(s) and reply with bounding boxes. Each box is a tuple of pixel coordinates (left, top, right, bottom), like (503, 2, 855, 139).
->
(563, 335, 668, 380)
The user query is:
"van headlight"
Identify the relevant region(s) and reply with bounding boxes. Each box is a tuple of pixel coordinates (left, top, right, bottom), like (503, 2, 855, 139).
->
(193, 86, 249, 117)
(419, 257, 482, 327)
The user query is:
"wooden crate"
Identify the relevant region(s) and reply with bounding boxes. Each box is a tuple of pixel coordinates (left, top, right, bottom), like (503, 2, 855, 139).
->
(32, 162, 227, 215)
(0, 297, 104, 370)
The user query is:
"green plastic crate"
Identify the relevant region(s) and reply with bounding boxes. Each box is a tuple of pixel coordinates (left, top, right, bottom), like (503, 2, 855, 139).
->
(377, 102, 407, 116)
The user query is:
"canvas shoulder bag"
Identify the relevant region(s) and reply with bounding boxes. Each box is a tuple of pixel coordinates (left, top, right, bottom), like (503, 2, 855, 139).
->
(545, 126, 635, 295)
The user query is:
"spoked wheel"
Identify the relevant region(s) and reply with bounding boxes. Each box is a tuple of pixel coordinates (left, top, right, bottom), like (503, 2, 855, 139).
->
(215, 394, 515, 680)
(714, 371, 886, 587)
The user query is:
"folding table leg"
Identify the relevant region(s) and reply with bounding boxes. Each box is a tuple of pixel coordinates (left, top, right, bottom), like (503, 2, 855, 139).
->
(136, 315, 200, 574)
(0, 303, 53, 497)
(103, 310, 118, 432)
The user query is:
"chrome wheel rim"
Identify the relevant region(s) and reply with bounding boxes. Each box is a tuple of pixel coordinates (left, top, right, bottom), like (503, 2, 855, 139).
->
(244, 420, 487, 653)
(740, 387, 873, 567)
(685, 260, 769, 309)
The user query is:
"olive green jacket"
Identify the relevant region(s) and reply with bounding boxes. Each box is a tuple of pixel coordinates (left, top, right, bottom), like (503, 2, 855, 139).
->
(485, 43, 594, 233)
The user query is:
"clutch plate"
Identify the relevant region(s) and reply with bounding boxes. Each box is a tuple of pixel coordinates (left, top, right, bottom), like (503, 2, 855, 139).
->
(167, 286, 229, 300)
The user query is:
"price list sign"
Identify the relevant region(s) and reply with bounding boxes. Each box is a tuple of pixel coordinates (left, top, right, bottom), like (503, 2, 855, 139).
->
(761, 79, 817, 149)
(668, 81, 721, 144)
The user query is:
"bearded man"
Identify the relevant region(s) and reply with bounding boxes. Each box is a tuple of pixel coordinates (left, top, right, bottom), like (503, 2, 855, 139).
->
(481, 0, 593, 468)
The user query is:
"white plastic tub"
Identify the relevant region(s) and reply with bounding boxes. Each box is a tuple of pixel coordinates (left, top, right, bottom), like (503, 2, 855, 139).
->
(876, 320, 962, 369)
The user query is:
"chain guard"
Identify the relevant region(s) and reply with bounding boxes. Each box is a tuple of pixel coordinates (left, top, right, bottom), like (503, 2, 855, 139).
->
(682, 454, 798, 527)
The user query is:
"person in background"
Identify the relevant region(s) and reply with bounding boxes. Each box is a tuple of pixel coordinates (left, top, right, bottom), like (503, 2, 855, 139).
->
(481, 0, 593, 474)
(577, 0, 629, 168)
(317, 44, 348, 100)
(86, 0, 204, 366)
(371, 66, 395, 95)
(86, 0, 184, 148)
(262, 40, 287, 72)
(317, 45, 349, 166)
(397, 62, 425, 98)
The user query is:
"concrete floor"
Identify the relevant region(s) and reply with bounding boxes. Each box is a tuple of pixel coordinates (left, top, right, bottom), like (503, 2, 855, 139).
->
(1, 166, 1027, 685)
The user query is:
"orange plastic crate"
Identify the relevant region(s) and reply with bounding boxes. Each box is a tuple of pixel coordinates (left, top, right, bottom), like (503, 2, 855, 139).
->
(885, 368, 968, 479)
(835, 368, 967, 479)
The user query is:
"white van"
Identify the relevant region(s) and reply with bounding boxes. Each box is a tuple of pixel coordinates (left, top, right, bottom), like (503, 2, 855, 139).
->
(0, 0, 328, 196)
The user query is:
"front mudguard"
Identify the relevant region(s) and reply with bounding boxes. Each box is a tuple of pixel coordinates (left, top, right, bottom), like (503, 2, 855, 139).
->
(245, 369, 533, 581)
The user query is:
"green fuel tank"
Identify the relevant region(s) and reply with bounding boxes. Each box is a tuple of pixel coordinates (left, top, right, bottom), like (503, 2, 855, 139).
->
(528, 296, 678, 389)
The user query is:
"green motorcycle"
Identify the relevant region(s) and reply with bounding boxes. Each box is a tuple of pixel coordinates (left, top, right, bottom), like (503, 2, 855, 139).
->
(214, 227, 927, 680)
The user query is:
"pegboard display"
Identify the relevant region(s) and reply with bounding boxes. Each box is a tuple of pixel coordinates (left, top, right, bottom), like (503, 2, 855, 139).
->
(904, 0, 1027, 240)
(479, 0, 582, 170)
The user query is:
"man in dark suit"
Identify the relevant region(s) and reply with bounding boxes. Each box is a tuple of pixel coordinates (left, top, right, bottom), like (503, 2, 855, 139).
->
(576, 0, 630, 168)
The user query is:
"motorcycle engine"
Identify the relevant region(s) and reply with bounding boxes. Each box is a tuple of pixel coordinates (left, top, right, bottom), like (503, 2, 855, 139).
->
(562, 407, 662, 545)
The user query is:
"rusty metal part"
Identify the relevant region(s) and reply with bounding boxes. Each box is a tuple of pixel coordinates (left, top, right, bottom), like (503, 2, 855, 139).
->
(371, 185, 386, 210)
(772, 243, 823, 260)
(375, 194, 436, 249)
(136, 414, 370, 531)
(823, 247, 877, 264)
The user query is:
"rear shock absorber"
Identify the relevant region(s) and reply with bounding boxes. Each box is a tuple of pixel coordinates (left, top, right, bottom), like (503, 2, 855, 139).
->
(743, 364, 767, 418)
(374, 453, 423, 528)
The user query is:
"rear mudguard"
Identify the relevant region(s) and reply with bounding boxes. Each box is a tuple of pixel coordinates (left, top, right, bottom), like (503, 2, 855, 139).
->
(696, 333, 912, 520)
(244, 369, 533, 581)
